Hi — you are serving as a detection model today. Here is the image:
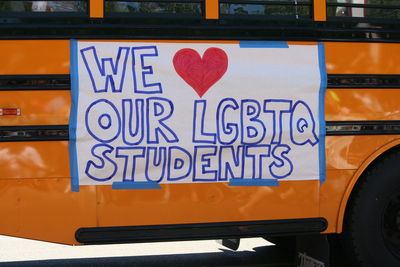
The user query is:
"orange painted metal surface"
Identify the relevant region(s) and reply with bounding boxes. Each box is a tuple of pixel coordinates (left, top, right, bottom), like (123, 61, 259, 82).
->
(97, 181, 319, 227)
(5, 87, 400, 128)
(319, 169, 355, 233)
(0, 141, 95, 244)
(89, 0, 104, 18)
(0, 41, 69, 75)
(325, 135, 400, 170)
(326, 89, 400, 121)
(0, 141, 70, 179)
(321, 136, 400, 233)
(313, 0, 327, 21)
(0, 178, 97, 244)
(325, 42, 400, 74)
(0, 40, 400, 244)
(2, 41, 399, 76)
(0, 141, 319, 243)
(0, 91, 70, 126)
(335, 138, 400, 232)
(205, 0, 219, 20)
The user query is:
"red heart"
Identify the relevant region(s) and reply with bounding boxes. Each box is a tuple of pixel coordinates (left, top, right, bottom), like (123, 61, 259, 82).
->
(173, 48, 228, 97)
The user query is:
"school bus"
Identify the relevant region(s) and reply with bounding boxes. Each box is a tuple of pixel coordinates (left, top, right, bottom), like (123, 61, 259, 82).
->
(0, 1, 399, 266)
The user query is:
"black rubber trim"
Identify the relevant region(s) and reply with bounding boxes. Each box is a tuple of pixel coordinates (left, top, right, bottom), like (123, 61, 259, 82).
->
(0, 125, 69, 142)
(1, 121, 400, 142)
(328, 74, 400, 89)
(1, 21, 400, 42)
(2, 74, 400, 91)
(326, 121, 400, 136)
(75, 218, 328, 244)
(0, 75, 70, 91)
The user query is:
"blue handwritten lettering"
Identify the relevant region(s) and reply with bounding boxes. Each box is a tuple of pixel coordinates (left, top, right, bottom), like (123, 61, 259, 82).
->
(81, 46, 129, 93)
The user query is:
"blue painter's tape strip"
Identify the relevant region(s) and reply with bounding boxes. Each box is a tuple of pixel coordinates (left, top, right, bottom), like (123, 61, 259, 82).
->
(69, 40, 80, 192)
(318, 43, 327, 185)
(112, 181, 162, 190)
(229, 179, 280, 187)
(239, 41, 289, 48)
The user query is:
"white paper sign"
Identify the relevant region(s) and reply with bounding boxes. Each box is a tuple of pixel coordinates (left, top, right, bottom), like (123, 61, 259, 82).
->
(69, 41, 326, 191)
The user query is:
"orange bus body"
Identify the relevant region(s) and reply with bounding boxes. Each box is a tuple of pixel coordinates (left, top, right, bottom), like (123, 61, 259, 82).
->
(0, 40, 399, 244)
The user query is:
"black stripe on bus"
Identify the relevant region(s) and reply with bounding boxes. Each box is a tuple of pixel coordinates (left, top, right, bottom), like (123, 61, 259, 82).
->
(326, 121, 400, 136)
(1, 21, 400, 42)
(0, 0, 400, 43)
(75, 218, 327, 244)
(328, 74, 400, 89)
(2, 74, 400, 91)
(1, 121, 400, 142)
(0, 125, 69, 142)
(0, 75, 70, 91)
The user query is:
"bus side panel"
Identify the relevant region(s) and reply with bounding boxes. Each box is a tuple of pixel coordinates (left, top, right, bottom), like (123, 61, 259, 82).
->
(322, 136, 400, 233)
(17, 178, 96, 244)
(326, 89, 400, 122)
(323, 41, 400, 233)
(320, 169, 355, 233)
(325, 42, 400, 74)
(0, 180, 19, 235)
(0, 91, 70, 126)
(0, 40, 69, 75)
(0, 142, 69, 179)
(1, 41, 400, 242)
(95, 181, 320, 227)
(0, 143, 97, 244)
(0, 177, 97, 244)
(1, 41, 400, 75)
(3, 89, 400, 127)
(2, 40, 400, 75)
(326, 136, 400, 170)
